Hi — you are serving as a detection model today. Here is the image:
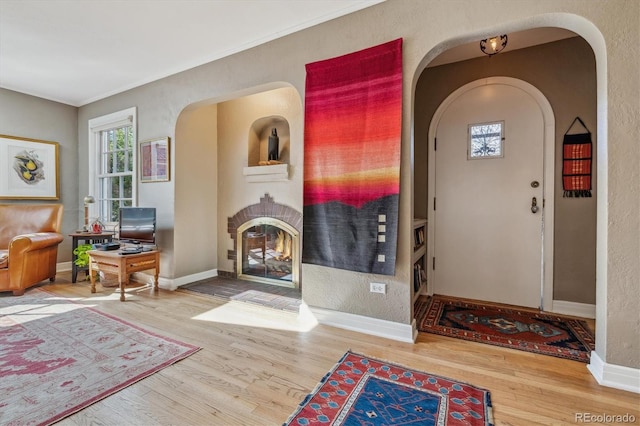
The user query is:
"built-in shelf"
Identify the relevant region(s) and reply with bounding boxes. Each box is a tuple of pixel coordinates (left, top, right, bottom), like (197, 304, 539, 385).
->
(413, 218, 427, 302)
(243, 164, 289, 182)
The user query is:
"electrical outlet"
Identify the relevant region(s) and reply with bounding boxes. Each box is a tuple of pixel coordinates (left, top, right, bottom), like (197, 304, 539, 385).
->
(370, 282, 386, 294)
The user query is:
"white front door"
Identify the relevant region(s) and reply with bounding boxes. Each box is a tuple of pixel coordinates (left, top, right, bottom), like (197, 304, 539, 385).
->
(433, 82, 544, 308)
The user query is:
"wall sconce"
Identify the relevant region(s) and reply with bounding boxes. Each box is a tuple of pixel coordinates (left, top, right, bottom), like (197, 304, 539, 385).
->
(480, 34, 508, 56)
(83, 195, 95, 231)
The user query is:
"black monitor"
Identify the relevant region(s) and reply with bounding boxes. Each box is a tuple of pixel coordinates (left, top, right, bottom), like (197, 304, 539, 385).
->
(118, 207, 156, 245)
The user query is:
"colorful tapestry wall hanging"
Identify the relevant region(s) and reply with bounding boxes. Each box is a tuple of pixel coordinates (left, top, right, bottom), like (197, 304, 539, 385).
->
(302, 38, 403, 275)
(562, 117, 592, 197)
(284, 350, 494, 425)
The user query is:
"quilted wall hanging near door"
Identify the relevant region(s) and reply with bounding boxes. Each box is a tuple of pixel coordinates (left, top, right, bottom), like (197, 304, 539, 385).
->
(562, 117, 593, 197)
(302, 38, 403, 275)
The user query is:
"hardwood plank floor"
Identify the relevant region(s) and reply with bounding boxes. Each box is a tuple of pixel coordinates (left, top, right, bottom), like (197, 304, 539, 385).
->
(19, 274, 640, 426)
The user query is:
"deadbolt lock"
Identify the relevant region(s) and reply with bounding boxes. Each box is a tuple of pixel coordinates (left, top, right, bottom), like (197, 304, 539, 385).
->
(531, 181, 540, 188)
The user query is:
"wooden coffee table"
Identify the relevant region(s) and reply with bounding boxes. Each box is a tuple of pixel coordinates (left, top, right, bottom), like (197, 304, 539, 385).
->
(88, 249, 159, 301)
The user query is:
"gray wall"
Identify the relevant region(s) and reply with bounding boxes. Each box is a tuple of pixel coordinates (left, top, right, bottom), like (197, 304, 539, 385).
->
(414, 37, 597, 304)
(0, 88, 78, 262)
(1, 0, 637, 369)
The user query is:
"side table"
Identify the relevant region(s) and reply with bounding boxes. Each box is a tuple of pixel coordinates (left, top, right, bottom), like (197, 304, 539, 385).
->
(69, 232, 114, 283)
(87, 249, 160, 302)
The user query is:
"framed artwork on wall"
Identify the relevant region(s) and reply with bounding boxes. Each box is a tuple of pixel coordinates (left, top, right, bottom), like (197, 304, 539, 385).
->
(0, 134, 60, 200)
(139, 137, 170, 183)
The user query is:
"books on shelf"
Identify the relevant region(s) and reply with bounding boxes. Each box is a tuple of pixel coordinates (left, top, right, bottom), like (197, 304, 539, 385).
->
(413, 262, 426, 292)
(413, 227, 425, 250)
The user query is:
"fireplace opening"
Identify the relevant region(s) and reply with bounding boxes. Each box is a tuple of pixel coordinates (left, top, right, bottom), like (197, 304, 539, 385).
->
(237, 218, 299, 288)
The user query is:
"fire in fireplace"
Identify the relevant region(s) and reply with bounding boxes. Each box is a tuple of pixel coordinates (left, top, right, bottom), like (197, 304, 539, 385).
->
(237, 218, 299, 288)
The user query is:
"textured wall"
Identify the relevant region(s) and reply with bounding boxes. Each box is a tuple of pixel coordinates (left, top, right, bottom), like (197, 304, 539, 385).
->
(69, 0, 638, 368)
(174, 104, 219, 278)
(0, 88, 78, 262)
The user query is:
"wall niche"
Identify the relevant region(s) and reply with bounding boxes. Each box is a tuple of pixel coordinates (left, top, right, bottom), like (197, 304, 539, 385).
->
(248, 116, 290, 166)
(244, 116, 290, 182)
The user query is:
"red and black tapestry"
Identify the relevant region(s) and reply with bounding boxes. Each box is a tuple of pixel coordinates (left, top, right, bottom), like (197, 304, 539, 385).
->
(302, 39, 403, 275)
(562, 117, 592, 197)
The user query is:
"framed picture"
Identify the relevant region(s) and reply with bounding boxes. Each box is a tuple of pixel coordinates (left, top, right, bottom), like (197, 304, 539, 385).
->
(139, 137, 170, 183)
(0, 134, 59, 200)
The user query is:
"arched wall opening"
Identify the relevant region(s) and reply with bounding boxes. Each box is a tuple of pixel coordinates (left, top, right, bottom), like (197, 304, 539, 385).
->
(411, 13, 612, 379)
(173, 83, 304, 284)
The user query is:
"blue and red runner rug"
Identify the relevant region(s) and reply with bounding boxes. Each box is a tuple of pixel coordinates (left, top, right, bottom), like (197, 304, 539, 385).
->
(284, 351, 493, 425)
(416, 296, 595, 363)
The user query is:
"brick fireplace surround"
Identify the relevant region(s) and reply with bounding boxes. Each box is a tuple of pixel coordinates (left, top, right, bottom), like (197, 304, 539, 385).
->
(224, 194, 302, 279)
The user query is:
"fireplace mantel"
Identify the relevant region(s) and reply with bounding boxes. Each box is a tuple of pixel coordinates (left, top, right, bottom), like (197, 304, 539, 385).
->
(242, 164, 289, 182)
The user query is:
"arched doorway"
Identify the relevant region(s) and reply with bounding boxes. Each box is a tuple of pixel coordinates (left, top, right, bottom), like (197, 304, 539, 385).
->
(413, 31, 597, 318)
(428, 77, 555, 309)
(411, 18, 631, 389)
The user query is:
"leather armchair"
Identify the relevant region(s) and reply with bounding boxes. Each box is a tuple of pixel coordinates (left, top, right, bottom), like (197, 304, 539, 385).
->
(0, 204, 64, 295)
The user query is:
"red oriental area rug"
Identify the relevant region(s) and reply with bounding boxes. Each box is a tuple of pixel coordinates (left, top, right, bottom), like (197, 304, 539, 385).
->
(416, 296, 595, 363)
(0, 289, 200, 426)
(285, 351, 493, 425)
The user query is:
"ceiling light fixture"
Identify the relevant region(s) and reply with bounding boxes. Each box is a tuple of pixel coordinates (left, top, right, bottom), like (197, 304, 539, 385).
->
(480, 34, 508, 56)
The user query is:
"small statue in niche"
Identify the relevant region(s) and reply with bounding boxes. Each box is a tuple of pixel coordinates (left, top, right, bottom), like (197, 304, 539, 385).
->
(268, 128, 279, 161)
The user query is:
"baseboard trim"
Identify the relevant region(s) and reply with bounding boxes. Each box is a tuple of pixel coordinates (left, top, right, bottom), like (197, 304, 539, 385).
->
(57, 261, 72, 272)
(551, 300, 596, 319)
(309, 306, 415, 343)
(587, 351, 640, 394)
(59, 260, 218, 291)
(132, 269, 218, 291)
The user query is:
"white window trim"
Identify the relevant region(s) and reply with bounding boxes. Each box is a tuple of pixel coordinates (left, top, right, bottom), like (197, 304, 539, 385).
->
(468, 120, 505, 160)
(88, 107, 137, 224)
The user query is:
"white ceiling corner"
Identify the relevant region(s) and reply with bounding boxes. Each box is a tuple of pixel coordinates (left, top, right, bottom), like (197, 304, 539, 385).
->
(0, 0, 385, 106)
(0, 2, 577, 107)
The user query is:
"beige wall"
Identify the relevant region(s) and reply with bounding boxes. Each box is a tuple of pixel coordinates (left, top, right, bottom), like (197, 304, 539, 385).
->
(415, 37, 597, 304)
(215, 86, 303, 274)
(0, 88, 78, 263)
(58, 0, 639, 369)
(174, 103, 219, 278)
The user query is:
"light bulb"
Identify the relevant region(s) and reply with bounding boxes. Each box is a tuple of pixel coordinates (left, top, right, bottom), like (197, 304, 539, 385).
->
(490, 38, 498, 52)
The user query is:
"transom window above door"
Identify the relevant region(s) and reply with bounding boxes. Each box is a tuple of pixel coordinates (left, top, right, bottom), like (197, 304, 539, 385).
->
(468, 121, 504, 159)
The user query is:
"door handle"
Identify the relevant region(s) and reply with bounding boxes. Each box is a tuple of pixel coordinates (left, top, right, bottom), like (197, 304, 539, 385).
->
(531, 197, 539, 214)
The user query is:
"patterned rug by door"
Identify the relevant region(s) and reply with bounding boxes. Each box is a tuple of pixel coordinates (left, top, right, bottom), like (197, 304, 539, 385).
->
(0, 289, 200, 426)
(415, 296, 595, 363)
(285, 351, 493, 425)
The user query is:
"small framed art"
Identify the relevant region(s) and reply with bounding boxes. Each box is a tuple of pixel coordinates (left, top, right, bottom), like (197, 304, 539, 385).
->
(139, 137, 170, 182)
(0, 134, 60, 199)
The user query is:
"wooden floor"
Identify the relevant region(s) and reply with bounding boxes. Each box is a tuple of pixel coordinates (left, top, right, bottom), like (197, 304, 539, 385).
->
(25, 273, 640, 426)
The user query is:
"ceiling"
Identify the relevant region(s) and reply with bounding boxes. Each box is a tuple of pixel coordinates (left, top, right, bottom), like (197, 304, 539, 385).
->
(428, 27, 577, 68)
(0, 0, 385, 106)
(0, 1, 576, 107)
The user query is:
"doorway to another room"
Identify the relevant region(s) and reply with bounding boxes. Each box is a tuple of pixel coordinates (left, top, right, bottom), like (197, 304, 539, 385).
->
(430, 78, 553, 309)
(414, 31, 597, 319)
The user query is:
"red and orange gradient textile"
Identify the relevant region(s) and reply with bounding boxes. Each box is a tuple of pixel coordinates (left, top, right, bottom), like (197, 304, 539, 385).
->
(303, 39, 402, 275)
